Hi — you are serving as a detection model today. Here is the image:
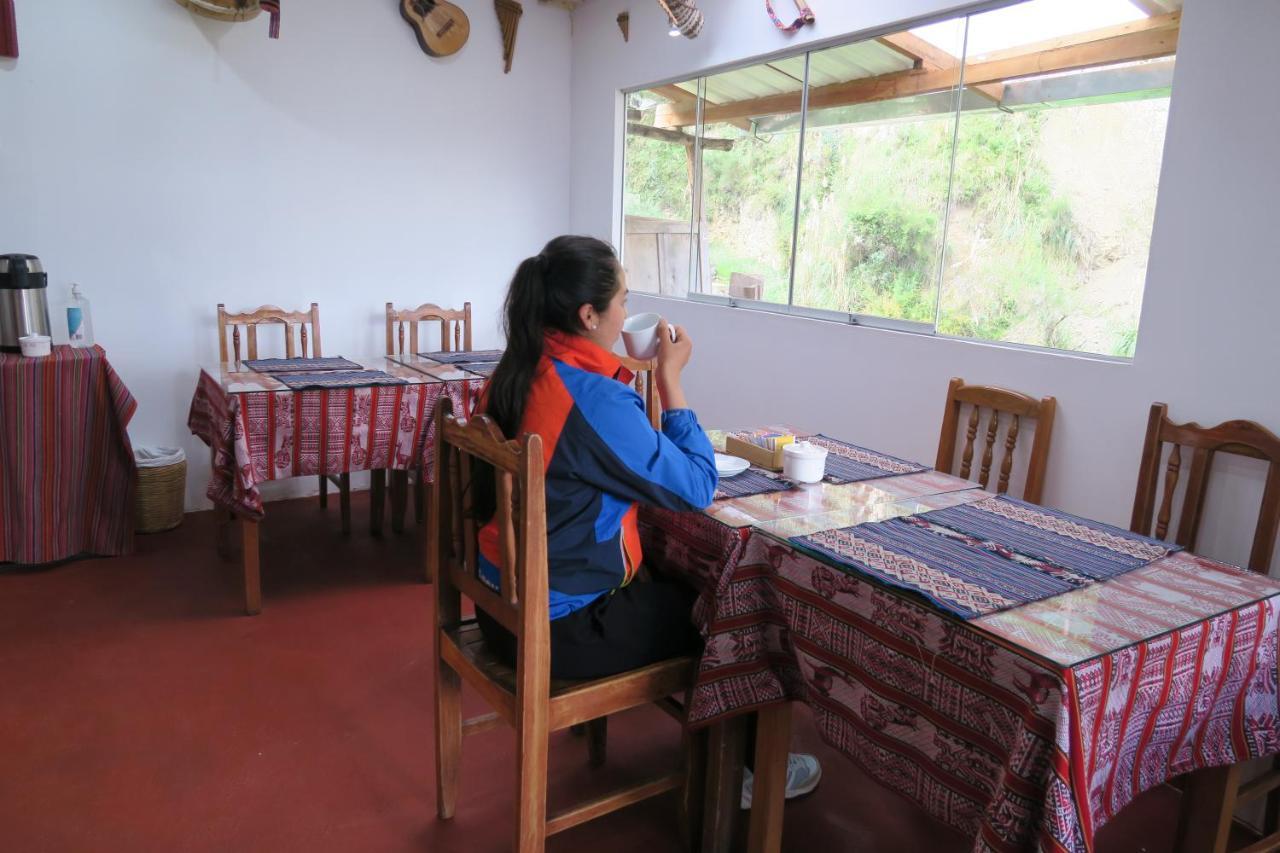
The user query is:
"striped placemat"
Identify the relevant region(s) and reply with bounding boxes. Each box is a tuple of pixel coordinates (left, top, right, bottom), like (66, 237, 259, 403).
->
(460, 362, 498, 377)
(419, 349, 504, 364)
(244, 357, 361, 373)
(792, 495, 1178, 619)
(275, 370, 408, 390)
(715, 468, 796, 501)
(807, 435, 927, 484)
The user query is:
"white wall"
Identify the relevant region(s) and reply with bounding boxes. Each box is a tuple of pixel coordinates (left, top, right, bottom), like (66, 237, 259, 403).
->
(0, 0, 572, 509)
(570, 0, 1280, 570)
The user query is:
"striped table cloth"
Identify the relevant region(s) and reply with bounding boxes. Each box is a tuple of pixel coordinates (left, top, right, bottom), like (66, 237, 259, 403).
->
(641, 512, 1280, 852)
(187, 370, 483, 519)
(0, 346, 137, 564)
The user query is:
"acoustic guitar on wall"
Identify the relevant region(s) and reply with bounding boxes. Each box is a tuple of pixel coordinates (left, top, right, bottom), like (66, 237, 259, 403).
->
(401, 0, 470, 57)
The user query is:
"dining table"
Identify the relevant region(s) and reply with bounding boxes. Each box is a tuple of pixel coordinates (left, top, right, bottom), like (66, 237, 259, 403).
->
(187, 352, 491, 614)
(639, 428, 1280, 853)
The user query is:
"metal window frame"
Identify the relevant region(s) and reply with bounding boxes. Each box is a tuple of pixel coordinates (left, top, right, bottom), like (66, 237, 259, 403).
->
(616, 0, 1156, 363)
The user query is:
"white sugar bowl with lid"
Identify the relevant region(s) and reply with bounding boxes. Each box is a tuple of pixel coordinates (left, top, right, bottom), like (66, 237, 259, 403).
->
(782, 440, 828, 484)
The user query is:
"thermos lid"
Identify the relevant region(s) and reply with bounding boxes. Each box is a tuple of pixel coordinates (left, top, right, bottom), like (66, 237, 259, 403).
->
(0, 254, 48, 289)
(783, 440, 828, 460)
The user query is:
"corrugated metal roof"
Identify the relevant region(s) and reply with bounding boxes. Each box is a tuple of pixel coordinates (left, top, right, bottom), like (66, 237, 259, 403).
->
(668, 40, 915, 110)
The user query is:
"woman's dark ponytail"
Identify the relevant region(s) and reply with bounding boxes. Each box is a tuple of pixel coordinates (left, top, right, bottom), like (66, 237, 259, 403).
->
(485, 235, 622, 441)
(487, 255, 547, 439)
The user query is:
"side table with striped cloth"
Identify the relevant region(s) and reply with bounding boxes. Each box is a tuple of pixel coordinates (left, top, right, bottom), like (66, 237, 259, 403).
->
(0, 346, 138, 564)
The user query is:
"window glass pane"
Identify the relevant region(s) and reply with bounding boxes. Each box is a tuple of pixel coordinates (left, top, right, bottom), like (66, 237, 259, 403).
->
(790, 20, 966, 322)
(622, 85, 697, 296)
(937, 0, 1173, 356)
(694, 64, 803, 304)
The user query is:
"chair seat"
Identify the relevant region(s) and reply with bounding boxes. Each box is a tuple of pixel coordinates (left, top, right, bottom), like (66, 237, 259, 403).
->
(442, 620, 696, 730)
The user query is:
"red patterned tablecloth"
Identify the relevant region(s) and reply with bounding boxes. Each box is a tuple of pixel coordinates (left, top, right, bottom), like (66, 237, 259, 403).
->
(642, 497, 1280, 851)
(0, 346, 137, 564)
(187, 366, 482, 519)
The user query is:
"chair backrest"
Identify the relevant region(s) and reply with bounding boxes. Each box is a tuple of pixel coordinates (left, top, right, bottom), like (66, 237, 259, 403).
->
(935, 377, 1057, 504)
(618, 355, 660, 430)
(1130, 402, 1280, 574)
(386, 302, 472, 356)
(431, 396, 550, 665)
(217, 303, 322, 363)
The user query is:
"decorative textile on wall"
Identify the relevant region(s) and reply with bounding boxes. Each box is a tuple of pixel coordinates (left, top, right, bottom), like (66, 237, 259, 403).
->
(0, 0, 17, 58)
(765, 0, 813, 32)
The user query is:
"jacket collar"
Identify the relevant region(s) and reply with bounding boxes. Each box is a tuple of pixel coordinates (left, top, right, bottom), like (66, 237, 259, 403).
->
(544, 330, 634, 384)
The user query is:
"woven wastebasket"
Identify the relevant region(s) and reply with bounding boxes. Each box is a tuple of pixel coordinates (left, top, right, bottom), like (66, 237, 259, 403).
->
(134, 447, 187, 534)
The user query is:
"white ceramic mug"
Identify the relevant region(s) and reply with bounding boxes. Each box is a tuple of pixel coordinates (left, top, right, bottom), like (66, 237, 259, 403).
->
(621, 312, 675, 361)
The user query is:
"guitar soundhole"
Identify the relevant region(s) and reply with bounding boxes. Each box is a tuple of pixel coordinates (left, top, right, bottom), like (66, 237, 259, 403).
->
(436, 19, 455, 37)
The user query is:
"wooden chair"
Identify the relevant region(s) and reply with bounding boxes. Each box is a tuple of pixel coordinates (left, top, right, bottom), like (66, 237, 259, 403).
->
(385, 301, 472, 356)
(216, 303, 352, 534)
(384, 302, 473, 532)
(935, 377, 1057, 504)
(619, 355, 661, 429)
(1130, 403, 1280, 853)
(430, 397, 699, 852)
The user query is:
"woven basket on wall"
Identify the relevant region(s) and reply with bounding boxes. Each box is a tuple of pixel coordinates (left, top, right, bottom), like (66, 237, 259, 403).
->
(173, 0, 261, 23)
(134, 456, 187, 534)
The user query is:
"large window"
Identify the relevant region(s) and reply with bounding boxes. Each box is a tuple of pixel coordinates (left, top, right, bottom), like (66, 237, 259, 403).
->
(620, 0, 1177, 357)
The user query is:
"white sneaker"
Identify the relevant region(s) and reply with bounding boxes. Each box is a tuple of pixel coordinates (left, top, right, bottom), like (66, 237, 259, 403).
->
(740, 753, 822, 809)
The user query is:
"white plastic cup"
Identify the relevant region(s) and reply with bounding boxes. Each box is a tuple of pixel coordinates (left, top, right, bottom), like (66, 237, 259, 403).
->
(19, 334, 52, 358)
(621, 312, 676, 361)
(783, 441, 829, 484)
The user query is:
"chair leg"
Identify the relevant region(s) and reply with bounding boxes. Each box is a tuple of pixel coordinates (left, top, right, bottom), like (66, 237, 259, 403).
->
(369, 470, 386, 536)
(1266, 757, 1280, 836)
(701, 716, 747, 853)
(680, 726, 709, 852)
(318, 473, 328, 508)
(747, 703, 792, 853)
(514, 710, 550, 853)
(435, 656, 463, 820)
(587, 717, 608, 768)
(216, 510, 234, 559)
(1174, 762, 1239, 853)
(389, 470, 408, 534)
(414, 473, 426, 523)
(241, 518, 261, 616)
(339, 473, 351, 535)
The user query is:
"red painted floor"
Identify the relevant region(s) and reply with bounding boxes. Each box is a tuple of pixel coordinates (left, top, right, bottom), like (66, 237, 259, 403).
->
(0, 495, 1193, 851)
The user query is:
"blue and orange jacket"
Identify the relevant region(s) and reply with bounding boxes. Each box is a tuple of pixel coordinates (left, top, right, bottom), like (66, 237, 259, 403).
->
(477, 330, 717, 619)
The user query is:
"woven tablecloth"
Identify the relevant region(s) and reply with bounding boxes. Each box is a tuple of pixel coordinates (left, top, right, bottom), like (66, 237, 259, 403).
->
(187, 371, 482, 519)
(641, 512, 1280, 852)
(0, 346, 137, 564)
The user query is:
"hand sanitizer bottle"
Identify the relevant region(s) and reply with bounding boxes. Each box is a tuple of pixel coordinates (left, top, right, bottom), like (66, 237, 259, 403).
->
(67, 283, 94, 348)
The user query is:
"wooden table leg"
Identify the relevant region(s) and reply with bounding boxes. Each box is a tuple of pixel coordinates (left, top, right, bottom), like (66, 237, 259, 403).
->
(339, 472, 351, 535)
(390, 470, 408, 534)
(701, 715, 747, 853)
(241, 518, 261, 616)
(1174, 763, 1239, 853)
(370, 470, 386, 536)
(747, 702, 791, 853)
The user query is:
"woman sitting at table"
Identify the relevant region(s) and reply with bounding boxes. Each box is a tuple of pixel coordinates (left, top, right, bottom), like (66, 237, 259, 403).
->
(474, 235, 820, 807)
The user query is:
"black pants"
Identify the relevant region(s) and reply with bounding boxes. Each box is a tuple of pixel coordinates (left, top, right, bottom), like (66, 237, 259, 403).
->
(475, 577, 703, 680)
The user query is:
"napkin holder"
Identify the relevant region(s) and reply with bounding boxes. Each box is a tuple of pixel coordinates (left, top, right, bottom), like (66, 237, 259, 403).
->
(724, 435, 786, 472)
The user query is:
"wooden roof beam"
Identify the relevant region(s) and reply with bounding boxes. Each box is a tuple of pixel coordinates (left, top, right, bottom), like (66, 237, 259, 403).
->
(876, 31, 1004, 105)
(626, 122, 734, 150)
(650, 84, 753, 132)
(655, 15, 1178, 128)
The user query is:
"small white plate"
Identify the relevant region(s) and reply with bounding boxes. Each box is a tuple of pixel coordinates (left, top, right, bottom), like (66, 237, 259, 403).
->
(714, 453, 750, 478)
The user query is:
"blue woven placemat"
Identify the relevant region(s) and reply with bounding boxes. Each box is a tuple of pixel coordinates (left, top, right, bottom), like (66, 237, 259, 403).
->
(460, 362, 498, 377)
(244, 357, 361, 373)
(807, 435, 927, 484)
(715, 468, 796, 500)
(419, 349, 504, 365)
(275, 370, 408, 390)
(791, 495, 1178, 620)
